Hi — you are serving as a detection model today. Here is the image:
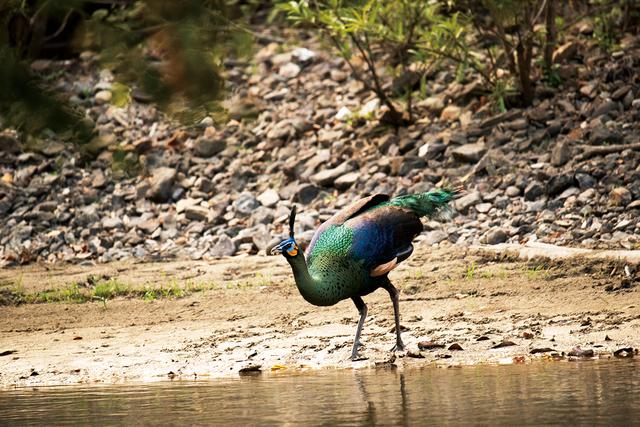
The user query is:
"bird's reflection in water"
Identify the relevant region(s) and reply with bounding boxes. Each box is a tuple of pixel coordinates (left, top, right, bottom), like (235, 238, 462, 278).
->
(353, 368, 411, 427)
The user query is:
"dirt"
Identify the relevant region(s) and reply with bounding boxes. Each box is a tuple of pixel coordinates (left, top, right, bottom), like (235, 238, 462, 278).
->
(1, 245, 639, 388)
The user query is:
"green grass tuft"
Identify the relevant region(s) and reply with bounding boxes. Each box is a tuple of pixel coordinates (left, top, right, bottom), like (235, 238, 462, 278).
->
(0, 277, 219, 306)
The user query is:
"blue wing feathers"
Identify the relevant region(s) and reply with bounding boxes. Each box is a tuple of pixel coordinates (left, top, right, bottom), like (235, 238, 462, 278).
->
(307, 189, 455, 273)
(347, 206, 422, 271)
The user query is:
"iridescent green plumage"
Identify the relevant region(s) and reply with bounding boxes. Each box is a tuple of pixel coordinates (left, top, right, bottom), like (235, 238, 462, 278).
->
(272, 188, 457, 359)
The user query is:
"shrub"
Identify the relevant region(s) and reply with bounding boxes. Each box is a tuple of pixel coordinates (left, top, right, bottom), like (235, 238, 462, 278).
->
(279, 0, 468, 125)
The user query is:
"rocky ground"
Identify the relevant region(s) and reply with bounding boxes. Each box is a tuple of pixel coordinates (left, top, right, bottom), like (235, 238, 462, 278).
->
(1, 26, 640, 266)
(0, 247, 638, 388)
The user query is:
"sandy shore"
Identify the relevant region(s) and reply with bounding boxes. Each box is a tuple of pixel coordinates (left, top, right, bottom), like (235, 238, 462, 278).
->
(1, 246, 638, 388)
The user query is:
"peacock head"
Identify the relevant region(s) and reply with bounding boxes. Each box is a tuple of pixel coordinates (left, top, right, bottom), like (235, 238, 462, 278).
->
(270, 205, 300, 258)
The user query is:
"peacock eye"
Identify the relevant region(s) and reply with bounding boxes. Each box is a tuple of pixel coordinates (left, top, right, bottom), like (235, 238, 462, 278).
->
(287, 244, 298, 256)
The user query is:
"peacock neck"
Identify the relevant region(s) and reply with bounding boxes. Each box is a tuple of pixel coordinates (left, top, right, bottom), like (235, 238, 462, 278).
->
(287, 255, 327, 306)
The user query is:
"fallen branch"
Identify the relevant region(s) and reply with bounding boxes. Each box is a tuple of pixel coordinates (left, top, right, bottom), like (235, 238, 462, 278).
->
(576, 142, 640, 162)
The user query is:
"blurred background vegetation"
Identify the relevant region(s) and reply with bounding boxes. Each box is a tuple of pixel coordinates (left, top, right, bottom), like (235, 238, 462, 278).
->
(0, 0, 268, 142)
(0, 0, 638, 138)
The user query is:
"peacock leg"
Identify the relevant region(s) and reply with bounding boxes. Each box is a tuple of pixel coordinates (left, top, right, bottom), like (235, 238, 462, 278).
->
(350, 296, 368, 360)
(382, 281, 405, 352)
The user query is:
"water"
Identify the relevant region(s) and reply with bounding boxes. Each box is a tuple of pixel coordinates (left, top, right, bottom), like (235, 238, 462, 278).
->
(2, 360, 639, 426)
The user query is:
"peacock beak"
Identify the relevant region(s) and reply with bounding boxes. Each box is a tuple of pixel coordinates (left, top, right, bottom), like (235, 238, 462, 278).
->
(269, 244, 283, 256)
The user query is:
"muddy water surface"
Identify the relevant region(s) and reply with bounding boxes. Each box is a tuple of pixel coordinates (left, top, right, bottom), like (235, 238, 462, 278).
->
(2, 360, 639, 426)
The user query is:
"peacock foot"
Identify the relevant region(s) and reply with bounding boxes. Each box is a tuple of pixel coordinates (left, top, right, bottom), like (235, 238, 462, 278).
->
(390, 341, 405, 352)
(350, 352, 368, 361)
(350, 341, 367, 361)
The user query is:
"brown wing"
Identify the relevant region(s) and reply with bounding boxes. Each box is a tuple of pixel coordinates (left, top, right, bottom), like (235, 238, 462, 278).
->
(305, 194, 390, 258)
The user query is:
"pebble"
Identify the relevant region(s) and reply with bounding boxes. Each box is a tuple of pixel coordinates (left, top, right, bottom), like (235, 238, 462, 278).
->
(524, 182, 544, 201)
(234, 193, 260, 217)
(450, 143, 486, 163)
(455, 191, 482, 213)
(194, 137, 226, 157)
(146, 167, 177, 203)
(210, 235, 236, 258)
(482, 229, 508, 245)
(440, 105, 461, 121)
(279, 62, 301, 79)
(424, 230, 447, 245)
(257, 189, 280, 208)
(94, 90, 112, 104)
(609, 187, 632, 206)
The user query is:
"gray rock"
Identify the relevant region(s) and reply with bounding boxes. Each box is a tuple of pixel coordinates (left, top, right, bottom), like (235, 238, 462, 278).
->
(91, 169, 107, 188)
(176, 198, 202, 214)
(423, 230, 447, 245)
(524, 181, 544, 201)
(418, 142, 447, 160)
(185, 206, 210, 222)
(76, 205, 99, 227)
(454, 191, 481, 212)
(505, 186, 521, 197)
(279, 62, 301, 79)
(102, 217, 123, 229)
(547, 174, 574, 196)
(249, 207, 275, 226)
(310, 162, 354, 187)
(450, 143, 487, 163)
(234, 192, 260, 217)
(295, 184, 320, 204)
(575, 173, 596, 189)
(267, 120, 296, 141)
(398, 156, 426, 176)
(210, 235, 236, 257)
(251, 225, 272, 251)
(420, 96, 445, 114)
(578, 188, 597, 203)
(526, 199, 547, 213)
(589, 127, 622, 145)
(257, 189, 280, 208)
(41, 142, 65, 157)
(291, 47, 316, 65)
(196, 177, 214, 193)
(591, 100, 618, 118)
(138, 219, 160, 234)
(482, 229, 508, 245)
(194, 137, 226, 157)
(475, 203, 492, 214)
(146, 167, 177, 202)
(551, 141, 572, 166)
(611, 85, 631, 100)
(334, 172, 359, 190)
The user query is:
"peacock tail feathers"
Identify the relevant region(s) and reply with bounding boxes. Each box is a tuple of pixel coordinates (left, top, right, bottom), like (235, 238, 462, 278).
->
(376, 187, 459, 219)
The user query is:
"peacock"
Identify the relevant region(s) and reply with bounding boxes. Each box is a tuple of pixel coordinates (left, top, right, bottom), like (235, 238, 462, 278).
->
(271, 188, 457, 359)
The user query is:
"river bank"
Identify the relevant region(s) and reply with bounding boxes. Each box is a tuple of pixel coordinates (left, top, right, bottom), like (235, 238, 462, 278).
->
(1, 245, 637, 388)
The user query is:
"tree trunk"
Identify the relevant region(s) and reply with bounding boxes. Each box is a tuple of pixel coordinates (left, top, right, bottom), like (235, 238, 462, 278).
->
(544, 0, 556, 69)
(516, 37, 535, 106)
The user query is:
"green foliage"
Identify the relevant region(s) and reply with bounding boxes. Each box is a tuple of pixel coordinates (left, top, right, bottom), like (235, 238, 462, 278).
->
(278, 0, 466, 124)
(589, 0, 640, 50)
(0, 0, 252, 140)
(0, 276, 218, 306)
(464, 261, 477, 280)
